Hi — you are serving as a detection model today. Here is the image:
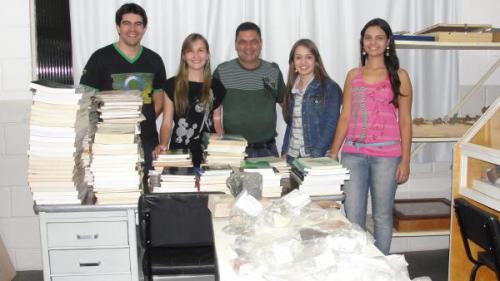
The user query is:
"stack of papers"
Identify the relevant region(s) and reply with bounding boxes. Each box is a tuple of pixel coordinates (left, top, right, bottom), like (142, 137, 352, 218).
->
(152, 149, 192, 171)
(199, 164, 233, 193)
(245, 156, 291, 178)
(291, 157, 350, 196)
(90, 90, 143, 204)
(27, 80, 93, 205)
(205, 134, 247, 167)
(153, 167, 197, 193)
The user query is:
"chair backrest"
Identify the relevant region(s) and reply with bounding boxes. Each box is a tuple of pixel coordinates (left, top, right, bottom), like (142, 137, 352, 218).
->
(454, 198, 498, 261)
(138, 192, 214, 248)
(488, 216, 500, 273)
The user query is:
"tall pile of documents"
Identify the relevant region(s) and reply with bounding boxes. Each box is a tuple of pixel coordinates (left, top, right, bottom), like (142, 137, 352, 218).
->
(89, 90, 143, 204)
(27, 81, 93, 204)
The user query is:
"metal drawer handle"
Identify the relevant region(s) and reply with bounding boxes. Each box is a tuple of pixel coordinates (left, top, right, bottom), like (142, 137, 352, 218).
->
(76, 234, 99, 240)
(79, 261, 101, 267)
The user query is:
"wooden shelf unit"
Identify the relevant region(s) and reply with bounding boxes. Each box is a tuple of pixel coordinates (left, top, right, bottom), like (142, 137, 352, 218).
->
(395, 41, 500, 241)
(395, 40, 500, 147)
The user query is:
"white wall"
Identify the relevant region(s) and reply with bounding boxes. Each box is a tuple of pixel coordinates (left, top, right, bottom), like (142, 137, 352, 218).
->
(0, 0, 499, 270)
(457, 0, 500, 115)
(0, 0, 42, 271)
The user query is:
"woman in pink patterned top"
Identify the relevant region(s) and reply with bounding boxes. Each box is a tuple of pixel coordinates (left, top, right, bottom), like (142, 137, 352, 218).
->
(329, 18, 413, 254)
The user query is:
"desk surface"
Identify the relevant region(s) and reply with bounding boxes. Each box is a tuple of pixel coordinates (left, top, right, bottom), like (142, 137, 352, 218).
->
(34, 203, 137, 213)
(212, 209, 383, 281)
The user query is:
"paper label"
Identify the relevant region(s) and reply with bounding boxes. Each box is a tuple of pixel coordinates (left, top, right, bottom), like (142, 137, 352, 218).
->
(284, 189, 311, 208)
(313, 251, 336, 271)
(234, 191, 263, 217)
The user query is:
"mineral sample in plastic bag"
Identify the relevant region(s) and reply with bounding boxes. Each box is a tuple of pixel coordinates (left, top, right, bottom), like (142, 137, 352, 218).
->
(226, 171, 263, 199)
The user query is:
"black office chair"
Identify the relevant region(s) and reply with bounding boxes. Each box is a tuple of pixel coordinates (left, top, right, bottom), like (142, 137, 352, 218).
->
(138, 192, 217, 281)
(454, 198, 500, 281)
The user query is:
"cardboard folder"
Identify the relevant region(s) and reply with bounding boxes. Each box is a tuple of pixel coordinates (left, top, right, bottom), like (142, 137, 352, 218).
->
(415, 23, 493, 42)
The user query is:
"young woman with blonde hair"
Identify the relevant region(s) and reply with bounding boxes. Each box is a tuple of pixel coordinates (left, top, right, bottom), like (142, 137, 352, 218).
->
(155, 33, 225, 168)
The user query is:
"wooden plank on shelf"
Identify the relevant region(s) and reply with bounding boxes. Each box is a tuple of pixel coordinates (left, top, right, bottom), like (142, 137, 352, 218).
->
(395, 40, 500, 50)
(366, 215, 449, 237)
(413, 23, 493, 43)
(412, 123, 471, 138)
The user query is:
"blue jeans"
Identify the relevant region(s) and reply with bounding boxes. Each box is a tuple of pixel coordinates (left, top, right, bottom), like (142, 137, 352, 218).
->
(341, 152, 400, 255)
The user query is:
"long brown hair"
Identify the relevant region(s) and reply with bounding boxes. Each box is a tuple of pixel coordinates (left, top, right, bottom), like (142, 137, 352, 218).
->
(174, 33, 212, 116)
(282, 39, 330, 124)
(360, 18, 402, 106)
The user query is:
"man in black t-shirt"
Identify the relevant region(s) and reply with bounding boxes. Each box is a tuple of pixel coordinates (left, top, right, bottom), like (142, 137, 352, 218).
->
(80, 3, 167, 184)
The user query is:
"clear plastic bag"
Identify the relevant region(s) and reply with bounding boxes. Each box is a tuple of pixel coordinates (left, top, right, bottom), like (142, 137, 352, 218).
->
(223, 190, 263, 235)
(224, 190, 413, 280)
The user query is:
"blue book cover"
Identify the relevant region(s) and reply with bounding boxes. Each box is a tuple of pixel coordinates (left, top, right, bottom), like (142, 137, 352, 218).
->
(393, 34, 435, 42)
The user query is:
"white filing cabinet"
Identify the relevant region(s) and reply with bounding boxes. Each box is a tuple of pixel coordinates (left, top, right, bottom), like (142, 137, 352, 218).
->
(38, 209, 139, 281)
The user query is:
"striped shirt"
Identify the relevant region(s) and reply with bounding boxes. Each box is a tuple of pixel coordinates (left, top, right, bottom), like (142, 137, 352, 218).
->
(288, 77, 313, 157)
(214, 59, 285, 144)
(342, 68, 402, 157)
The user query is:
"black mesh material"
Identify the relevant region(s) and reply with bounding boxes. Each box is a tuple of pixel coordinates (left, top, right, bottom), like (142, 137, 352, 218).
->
(138, 192, 217, 279)
(34, 0, 73, 84)
(454, 198, 500, 281)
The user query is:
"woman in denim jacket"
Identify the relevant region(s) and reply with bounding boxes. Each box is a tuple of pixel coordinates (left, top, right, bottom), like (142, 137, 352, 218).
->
(281, 39, 342, 163)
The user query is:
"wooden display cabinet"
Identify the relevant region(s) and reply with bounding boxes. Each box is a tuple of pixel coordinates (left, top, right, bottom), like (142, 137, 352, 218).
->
(449, 97, 500, 281)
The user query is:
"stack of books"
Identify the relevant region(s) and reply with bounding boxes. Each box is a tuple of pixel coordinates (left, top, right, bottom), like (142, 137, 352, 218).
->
(90, 90, 143, 204)
(199, 164, 233, 193)
(27, 80, 93, 205)
(205, 134, 247, 167)
(242, 160, 282, 197)
(246, 156, 291, 179)
(153, 167, 197, 193)
(152, 149, 192, 171)
(291, 157, 350, 196)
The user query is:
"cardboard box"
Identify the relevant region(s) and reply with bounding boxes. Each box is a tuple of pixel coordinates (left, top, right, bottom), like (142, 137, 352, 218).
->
(416, 23, 492, 43)
(0, 237, 16, 281)
(393, 198, 451, 232)
(493, 28, 500, 42)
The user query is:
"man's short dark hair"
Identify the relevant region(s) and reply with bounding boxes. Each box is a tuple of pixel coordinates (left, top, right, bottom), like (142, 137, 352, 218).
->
(115, 3, 148, 27)
(235, 22, 261, 41)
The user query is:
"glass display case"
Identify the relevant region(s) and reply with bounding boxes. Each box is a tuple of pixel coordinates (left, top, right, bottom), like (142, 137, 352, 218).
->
(458, 97, 500, 211)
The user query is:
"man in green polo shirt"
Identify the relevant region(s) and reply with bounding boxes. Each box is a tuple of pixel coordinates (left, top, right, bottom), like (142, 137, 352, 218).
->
(213, 22, 285, 158)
